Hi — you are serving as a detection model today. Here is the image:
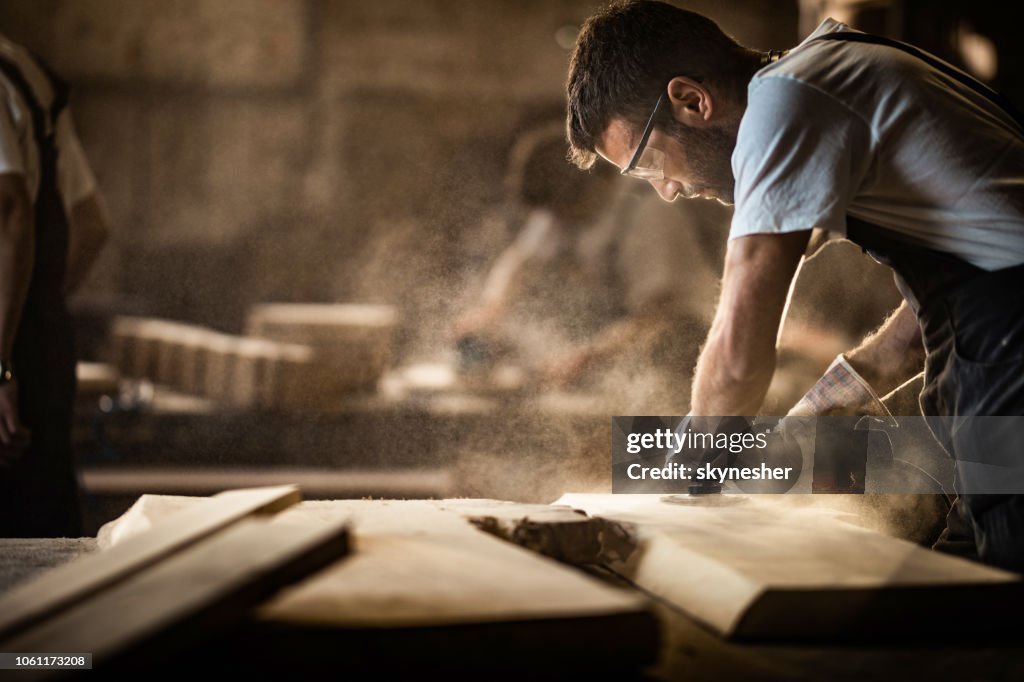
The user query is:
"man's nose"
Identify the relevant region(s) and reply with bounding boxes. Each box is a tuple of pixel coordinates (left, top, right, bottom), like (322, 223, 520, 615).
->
(649, 179, 679, 202)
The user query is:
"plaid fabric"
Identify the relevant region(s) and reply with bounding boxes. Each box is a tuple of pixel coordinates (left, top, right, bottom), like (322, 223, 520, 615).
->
(788, 354, 893, 418)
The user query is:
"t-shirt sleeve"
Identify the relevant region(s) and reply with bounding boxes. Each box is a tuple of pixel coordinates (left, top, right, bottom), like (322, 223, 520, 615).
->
(730, 75, 873, 240)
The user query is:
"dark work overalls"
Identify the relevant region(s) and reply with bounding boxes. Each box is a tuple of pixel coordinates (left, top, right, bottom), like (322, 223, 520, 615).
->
(818, 33, 1024, 570)
(0, 54, 80, 537)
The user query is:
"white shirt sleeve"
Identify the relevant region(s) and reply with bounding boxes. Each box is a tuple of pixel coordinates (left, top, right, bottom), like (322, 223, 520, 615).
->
(730, 76, 873, 240)
(54, 107, 98, 214)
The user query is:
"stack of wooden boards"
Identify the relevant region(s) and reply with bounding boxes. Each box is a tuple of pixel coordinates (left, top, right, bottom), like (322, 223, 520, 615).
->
(108, 303, 396, 410)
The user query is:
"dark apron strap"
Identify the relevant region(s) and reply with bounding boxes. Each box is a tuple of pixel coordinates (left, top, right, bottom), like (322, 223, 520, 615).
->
(814, 31, 1024, 136)
(0, 53, 71, 302)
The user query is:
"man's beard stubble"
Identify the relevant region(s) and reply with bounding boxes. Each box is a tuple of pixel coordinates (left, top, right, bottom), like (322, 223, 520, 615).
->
(667, 119, 737, 204)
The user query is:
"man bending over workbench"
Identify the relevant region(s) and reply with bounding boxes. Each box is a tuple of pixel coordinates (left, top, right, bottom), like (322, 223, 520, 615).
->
(565, 1, 1024, 569)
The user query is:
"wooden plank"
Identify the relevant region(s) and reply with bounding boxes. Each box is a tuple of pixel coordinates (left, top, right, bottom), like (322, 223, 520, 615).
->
(99, 497, 647, 627)
(555, 493, 1024, 640)
(95, 496, 658, 674)
(1, 517, 350, 677)
(254, 500, 658, 674)
(0, 485, 300, 641)
(262, 506, 632, 625)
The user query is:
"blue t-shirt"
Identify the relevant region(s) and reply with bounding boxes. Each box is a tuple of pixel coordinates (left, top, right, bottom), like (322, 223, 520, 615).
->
(730, 19, 1024, 271)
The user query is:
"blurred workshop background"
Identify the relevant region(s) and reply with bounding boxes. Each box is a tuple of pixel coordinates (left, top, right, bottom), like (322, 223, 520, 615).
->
(0, 0, 1015, 533)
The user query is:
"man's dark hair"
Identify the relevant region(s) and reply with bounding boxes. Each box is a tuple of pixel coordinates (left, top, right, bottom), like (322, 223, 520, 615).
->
(566, 0, 749, 169)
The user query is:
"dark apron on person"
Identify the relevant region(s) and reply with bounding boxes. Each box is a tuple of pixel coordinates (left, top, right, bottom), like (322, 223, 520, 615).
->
(0, 55, 80, 537)
(814, 32, 1024, 569)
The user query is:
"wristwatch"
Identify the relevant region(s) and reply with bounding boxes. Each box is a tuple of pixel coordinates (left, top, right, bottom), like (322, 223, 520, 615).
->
(0, 359, 14, 385)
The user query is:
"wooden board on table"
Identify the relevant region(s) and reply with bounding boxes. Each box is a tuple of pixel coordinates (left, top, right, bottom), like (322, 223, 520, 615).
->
(100, 496, 649, 628)
(259, 500, 641, 626)
(254, 499, 658, 677)
(96, 496, 659, 676)
(1, 517, 350, 678)
(555, 493, 1024, 640)
(0, 485, 300, 641)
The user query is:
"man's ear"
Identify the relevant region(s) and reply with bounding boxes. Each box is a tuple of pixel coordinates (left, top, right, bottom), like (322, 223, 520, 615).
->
(666, 76, 713, 127)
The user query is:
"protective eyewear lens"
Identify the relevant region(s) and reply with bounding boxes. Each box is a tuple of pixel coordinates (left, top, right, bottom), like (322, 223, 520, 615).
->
(622, 91, 665, 175)
(623, 147, 664, 180)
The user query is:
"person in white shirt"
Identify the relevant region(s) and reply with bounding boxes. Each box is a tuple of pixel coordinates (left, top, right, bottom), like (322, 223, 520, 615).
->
(0, 33, 110, 537)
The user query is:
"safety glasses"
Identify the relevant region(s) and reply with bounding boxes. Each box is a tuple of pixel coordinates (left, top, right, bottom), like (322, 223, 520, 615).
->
(621, 91, 666, 180)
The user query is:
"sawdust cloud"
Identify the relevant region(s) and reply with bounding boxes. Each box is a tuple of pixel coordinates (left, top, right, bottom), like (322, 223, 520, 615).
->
(331, 120, 720, 503)
(747, 493, 950, 549)
(323, 117, 908, 506)
(120, 108, 920, 512)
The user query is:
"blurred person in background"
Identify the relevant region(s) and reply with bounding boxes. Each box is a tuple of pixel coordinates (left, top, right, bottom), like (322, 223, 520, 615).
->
(454, 122, 724, 413)
(0, 33, 110, 537)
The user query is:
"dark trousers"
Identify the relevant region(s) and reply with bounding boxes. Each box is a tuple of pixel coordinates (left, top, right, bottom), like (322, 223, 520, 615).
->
(848, 218, 1024, 571)
(918, 261, 1024, 571)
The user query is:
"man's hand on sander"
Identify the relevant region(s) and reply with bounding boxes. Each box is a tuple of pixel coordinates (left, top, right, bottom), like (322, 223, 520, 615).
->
(774, 353, 896, 488)
(787, 353, 895, 418)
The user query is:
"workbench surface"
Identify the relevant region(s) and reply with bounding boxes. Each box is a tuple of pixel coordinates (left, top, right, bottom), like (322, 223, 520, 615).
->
(4, 493, 1023, 681)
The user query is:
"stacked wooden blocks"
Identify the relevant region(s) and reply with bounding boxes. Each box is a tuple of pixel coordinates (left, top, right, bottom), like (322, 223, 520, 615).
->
(245, 303, 397, 393)
(108, 304, 397, 411)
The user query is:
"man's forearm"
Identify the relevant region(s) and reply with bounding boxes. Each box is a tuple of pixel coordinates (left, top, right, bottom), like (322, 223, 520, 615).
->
(690, 231, 810, 415)
(843, 300, 924, 396)
(0, 175, 34, 358)
(691, 315, 777, 415)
